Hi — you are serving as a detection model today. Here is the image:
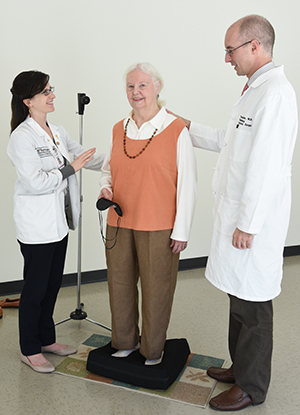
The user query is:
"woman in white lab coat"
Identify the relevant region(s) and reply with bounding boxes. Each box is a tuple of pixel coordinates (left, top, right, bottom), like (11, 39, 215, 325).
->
(7, 70, 103, 373)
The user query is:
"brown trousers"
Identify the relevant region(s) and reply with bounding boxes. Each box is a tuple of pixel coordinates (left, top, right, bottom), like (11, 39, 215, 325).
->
(106, 226, 179, 360)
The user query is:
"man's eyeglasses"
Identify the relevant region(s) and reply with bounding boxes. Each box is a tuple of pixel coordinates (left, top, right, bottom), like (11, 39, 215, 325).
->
(225, 40, 259, 57)
(41, 86, 55, 96)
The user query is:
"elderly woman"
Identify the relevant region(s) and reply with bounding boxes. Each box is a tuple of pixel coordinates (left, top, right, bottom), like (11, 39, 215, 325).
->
(7, 70, 104, 373)
(99, 62, 197, 365)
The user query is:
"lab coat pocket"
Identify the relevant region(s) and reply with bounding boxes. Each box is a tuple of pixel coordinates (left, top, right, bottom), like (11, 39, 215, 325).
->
(215, 196, 239, 236)
(229, 129, 252, 163)
(14, 193, 58, 242)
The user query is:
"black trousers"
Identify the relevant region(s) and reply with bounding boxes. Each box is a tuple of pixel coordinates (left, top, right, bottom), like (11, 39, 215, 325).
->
(228, 294, 273, 404)
(18, 235, 68, 356)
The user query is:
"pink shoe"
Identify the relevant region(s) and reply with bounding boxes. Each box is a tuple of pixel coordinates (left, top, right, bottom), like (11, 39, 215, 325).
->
(21, 354, 54, 373)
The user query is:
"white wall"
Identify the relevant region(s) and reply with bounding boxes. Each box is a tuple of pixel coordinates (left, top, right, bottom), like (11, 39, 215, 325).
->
(1, 0, 299, 283)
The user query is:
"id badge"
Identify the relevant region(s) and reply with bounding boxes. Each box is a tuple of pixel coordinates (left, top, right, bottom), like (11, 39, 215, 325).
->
(52, 145, 64, 169)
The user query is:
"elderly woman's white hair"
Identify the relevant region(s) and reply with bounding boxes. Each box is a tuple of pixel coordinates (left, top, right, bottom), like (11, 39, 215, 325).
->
(124, 62, 166, 107)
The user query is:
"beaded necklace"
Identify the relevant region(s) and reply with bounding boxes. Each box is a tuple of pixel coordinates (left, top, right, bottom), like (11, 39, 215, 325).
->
(123, 118, 158, 159)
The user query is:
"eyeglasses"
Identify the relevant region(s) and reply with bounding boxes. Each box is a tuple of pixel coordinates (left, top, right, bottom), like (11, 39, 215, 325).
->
(225, 40, 259, 57)
(41, 86, 55, 96)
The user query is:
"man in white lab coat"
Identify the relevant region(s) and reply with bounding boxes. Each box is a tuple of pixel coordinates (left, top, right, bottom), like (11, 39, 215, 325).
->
(170, 15, 298, 411)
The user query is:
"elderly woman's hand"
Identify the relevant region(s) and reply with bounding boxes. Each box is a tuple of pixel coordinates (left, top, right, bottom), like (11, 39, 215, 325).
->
(170, 239, 188, 254)
(98, 188, 113, 201)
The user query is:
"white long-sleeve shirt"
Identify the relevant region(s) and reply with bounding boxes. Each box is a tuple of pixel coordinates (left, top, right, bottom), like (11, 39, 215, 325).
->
(100, 107, 197, 241)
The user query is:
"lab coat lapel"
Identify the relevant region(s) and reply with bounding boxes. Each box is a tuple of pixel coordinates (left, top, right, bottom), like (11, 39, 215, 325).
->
(27, 117, 57, 155)
(27, 117, 71, 165)
(48, 123, 70, 162)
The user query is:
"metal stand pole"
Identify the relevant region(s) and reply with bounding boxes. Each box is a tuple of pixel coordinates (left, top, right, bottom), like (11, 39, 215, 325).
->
(55, 94, 111, 332)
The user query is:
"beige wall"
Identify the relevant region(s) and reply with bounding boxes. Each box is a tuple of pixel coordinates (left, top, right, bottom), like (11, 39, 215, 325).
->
(1, 0, 299, 283)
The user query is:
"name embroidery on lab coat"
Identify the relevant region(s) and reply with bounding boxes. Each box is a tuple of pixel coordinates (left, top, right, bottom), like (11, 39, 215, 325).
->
(36, 147, 52, 158)
(236, 115, 253, 129)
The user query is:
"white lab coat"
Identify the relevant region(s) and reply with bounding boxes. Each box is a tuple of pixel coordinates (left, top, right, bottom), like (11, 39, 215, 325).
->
(7, 117, 104, 244)
(190, 66, 298, 301)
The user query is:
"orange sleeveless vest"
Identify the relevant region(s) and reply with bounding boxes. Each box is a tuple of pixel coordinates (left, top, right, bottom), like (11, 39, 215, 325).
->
(107, 118, 186, 231)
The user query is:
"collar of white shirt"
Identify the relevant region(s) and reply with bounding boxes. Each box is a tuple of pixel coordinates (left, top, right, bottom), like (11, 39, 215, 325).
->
(124, 106, 175, 139)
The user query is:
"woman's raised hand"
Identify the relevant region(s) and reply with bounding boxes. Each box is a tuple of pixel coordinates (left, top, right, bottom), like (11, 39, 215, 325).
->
(71, 148, 96, 172)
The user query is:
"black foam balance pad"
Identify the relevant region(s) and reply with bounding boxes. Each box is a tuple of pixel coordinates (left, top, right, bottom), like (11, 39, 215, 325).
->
(86, 338, 190, 390)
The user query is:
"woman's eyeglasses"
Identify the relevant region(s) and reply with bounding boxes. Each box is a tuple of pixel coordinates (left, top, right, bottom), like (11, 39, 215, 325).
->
(41, 86, 55, 96)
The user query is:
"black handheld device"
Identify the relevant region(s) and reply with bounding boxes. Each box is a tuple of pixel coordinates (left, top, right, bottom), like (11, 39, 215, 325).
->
(96, 198, 123, 217)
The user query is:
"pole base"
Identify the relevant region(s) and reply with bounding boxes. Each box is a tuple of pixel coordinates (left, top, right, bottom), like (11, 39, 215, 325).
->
(70, 308, 88, 320)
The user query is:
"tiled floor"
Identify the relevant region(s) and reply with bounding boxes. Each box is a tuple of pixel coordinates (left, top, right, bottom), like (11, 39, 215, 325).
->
(0, 256, 299, 415)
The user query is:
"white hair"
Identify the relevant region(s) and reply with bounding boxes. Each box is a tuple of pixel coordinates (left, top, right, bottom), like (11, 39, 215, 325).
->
(124, 62, 166, 107)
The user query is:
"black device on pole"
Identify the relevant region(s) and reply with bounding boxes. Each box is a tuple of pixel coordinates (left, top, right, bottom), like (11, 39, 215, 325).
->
(78, 93, 90, 115)
(55, 93, 111, 332)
